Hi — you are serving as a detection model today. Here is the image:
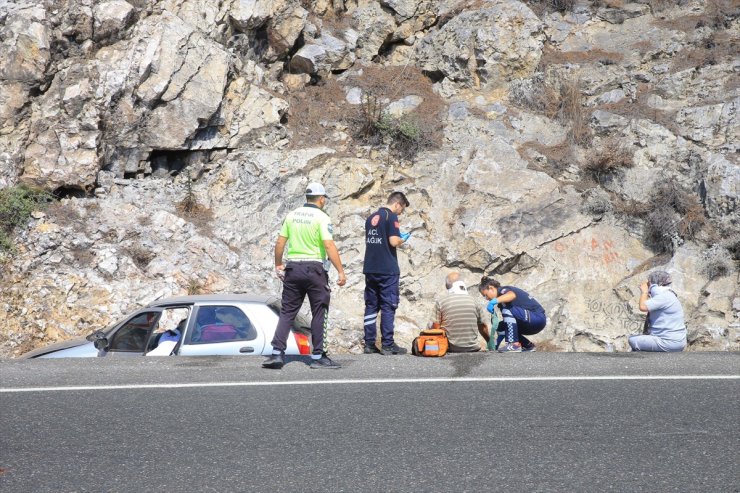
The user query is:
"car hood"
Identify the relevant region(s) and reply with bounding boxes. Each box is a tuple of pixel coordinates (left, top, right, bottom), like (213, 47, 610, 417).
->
(20, 337, 90, 359)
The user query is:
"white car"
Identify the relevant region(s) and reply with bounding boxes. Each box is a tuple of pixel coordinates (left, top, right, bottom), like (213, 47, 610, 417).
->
(21, 294, 312, 358)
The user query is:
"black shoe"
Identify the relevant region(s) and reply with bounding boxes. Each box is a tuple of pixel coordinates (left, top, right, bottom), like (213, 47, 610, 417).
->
(364, 344, 383, 354)
(310, 355, 341, 369)
(521, 342, 536, 352)
(262, 353, 284, 369)
(381, 343, 408, 355)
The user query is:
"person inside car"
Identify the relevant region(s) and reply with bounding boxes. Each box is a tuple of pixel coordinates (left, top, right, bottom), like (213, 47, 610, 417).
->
(146, 319, 185, 356)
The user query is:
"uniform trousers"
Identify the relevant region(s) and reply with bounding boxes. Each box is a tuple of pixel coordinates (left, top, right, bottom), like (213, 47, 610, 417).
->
(271, 261, 330, 356)
(499, 306, 547, 345)
(363, 273, 400, 347)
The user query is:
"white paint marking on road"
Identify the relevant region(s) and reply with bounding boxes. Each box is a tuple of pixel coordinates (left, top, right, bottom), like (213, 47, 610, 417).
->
(1, 375, 738, 393)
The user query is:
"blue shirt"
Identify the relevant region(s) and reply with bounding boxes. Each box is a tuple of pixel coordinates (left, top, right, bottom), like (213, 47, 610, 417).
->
(363, 207, 401, 275)
(498, 286, 545, 315)
(159, 329, 181, 344)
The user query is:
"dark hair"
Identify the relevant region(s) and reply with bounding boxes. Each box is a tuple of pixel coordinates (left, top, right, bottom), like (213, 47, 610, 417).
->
(479, 276, 500, 291)
(387, 191, 410, 207)
(305, 195, 323, 203)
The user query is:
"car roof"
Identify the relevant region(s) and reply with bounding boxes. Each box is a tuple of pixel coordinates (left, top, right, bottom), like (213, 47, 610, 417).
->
(146, 293, 279, 307)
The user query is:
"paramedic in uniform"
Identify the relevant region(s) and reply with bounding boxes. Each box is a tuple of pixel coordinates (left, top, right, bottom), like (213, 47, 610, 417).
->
(362, 191, 411, 355)
(263, 182, 346, 370)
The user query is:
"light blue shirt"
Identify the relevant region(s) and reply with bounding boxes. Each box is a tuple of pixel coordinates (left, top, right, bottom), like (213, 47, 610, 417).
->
(645, 287, 686, 343)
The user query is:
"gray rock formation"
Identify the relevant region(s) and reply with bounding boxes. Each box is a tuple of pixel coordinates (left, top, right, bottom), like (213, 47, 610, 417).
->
(415, 1, 545, 89)
(290, 31, 357, 74)
(0, 0, 737, 357)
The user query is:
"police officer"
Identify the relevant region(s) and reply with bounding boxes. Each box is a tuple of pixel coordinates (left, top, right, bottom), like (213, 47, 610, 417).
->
(362, 191, 411, 355)
(263, 182, 347, 369)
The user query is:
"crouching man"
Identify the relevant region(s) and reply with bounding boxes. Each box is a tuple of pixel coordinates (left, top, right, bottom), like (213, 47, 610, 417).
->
(431, 272, 490, 352)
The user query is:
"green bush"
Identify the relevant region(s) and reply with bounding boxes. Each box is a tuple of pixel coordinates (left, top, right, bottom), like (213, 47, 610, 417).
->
(397, 119, 421, 141)
(0, 185, 53, 255)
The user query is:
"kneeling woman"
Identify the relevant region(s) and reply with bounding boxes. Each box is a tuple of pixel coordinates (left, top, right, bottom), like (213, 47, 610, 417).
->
(479, 276, 547, 352)
(630, 271, 686, 352)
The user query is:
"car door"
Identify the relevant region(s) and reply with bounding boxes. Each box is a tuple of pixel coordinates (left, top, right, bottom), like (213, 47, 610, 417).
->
(104, 309, 163, 357)
(178, 303, 265, 356)
(259, 302, 309, 356)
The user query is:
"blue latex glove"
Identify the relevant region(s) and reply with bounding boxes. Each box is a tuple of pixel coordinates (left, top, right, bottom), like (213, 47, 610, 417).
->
(486, 299, 498, 313)
(400, 232, 411, 242)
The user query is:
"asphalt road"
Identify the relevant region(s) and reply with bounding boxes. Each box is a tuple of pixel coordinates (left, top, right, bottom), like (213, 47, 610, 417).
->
(1, 352, 738, 492)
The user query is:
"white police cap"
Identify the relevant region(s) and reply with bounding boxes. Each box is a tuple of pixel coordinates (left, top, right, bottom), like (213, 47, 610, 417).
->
(306, 182, 327, 196)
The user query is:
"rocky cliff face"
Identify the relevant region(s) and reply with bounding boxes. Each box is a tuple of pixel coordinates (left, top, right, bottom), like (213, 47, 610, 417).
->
(1, 0, 738, 356)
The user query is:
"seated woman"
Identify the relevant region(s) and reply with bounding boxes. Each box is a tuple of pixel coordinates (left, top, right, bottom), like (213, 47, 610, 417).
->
(479, 276, 546, 352)
(630, 271, 686, 352)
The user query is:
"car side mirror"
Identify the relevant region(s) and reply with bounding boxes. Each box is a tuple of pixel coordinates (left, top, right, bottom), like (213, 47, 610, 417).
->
(93, 335, 109, 350)
(86, 330, 106, 342)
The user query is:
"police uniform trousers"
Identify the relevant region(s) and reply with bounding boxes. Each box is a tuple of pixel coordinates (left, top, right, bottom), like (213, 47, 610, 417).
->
(272, 261, 331, 356)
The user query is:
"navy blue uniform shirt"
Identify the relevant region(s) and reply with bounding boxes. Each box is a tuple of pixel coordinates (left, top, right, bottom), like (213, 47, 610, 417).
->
(499, 286, 545, 314)
(363, 207, 401, 275)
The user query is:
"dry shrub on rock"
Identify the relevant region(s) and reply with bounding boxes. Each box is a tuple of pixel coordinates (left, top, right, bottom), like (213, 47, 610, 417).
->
(538, 45, 624, 67)
(125, 246, 156, 271)
(353, 95, 438, 163)
(669, 30, 738, 73)
(591, 0, 626, 7)
(346, 65, 445, 162)
(699, 245, 735, 280)
(509, 72, 591, 145)
(595, 82, 682, 135)
(583, 137, 633, 184)
(646, 0, 680, 12)
(287, 65, 445, 162)
(508, 73, 556, 113)
(557, 76, 591, 145)
(642, 181, 708, 253)
(721, 233, 740, 261)
(175, 177, 214, 237)
(643, 207, 682, 253)
(518, 140, 578, 183)
(186, 279, 208, 295)
(655, 0, 737, 31)
(184, 277, 218, 295)
(286, 77, 347, 149)
(580, 188, 614, 217)
(523, 0, 577, 15)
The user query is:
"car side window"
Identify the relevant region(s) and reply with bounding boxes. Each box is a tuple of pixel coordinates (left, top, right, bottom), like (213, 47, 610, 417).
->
(189, 305, 256, 343)
(145, 307, 190, 355)
(109, 312, 159, 352)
